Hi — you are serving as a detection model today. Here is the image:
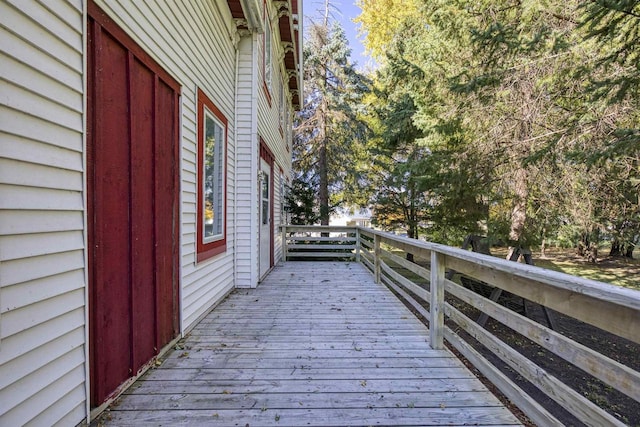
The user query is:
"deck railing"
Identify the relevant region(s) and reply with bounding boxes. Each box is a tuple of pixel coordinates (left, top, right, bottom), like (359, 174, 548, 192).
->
(282, 225, 640, 426)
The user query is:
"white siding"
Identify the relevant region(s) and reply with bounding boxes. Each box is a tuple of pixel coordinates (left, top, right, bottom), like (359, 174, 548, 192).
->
(0, 1, 87, 426)
(257, 3, 294, 269)
(1, 0, 298, 424)
(92, 0, 239, 331)
(235, 34, 260, 288)
(274, 168, 285, 263)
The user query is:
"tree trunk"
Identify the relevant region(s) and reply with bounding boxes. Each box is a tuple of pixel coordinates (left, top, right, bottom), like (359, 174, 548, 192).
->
(318, 140, 329, 225)
(624, 243, 635, 259)
(507, 168, 528, 259)
(406, 222, 416, 262)
(609, 239, 621, 257)
(405, 181, 417, 262)
(577, 233, 590, 257)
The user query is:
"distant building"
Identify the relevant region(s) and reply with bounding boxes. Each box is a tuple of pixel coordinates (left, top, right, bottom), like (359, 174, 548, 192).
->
(330, 207, 373, 228)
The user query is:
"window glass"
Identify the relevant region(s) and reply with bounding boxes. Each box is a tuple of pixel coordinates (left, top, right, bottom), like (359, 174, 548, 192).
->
(262, 173, 269, 225)
(280, 172, 285, 224)
(197, 88, 227, 262)
(204, 111, 224, 242)
(262, 173, 269, 200)
(279, 80, 285, 129)
(265, 14, 272, 89)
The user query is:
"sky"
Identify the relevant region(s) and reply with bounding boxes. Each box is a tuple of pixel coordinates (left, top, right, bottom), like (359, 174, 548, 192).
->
(302, 0, 373, 70)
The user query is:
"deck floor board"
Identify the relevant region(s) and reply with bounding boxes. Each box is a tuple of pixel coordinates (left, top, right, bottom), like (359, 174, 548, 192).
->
(103, 261, 522, 426)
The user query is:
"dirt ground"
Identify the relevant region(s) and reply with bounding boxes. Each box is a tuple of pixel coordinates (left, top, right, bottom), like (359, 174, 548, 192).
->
(393, 248, 640, 426)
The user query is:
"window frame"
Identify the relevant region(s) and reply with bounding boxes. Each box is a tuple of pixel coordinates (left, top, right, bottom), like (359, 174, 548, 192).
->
(280, 168, 286, 225)
(196, 88, 228, 262)
(262, 1, 273, 102)
(278, 79, 285, 135)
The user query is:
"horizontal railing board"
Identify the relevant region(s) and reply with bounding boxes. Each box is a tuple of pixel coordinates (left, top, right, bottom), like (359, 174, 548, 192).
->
(380, 248, 431, 285)
(286, 244, 357, 250)
(285, 252, 355, 258)
(443, 327, 563, 427)
(444, 302, 624, 426)
(445, 256, 640, 344)
(369, 228, 640, 312)
(380, 261, 430, 302)
(381, 275, 430, 320)
(283, 225, 357, 233)
(361, 254, 374, 272)
(445, 278, 640, 403)
(287, 236, 356, 242)
(360, 238, 374, 250)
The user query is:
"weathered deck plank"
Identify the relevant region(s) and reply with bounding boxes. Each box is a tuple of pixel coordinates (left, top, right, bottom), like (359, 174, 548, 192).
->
(103, 261, 522, 426)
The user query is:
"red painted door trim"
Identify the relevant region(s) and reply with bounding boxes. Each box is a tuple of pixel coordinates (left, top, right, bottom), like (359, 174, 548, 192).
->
(260, 139, 275, 267)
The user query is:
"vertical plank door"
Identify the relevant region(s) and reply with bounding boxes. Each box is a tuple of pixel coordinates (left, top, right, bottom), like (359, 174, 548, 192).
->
(87, 2, 180, 408)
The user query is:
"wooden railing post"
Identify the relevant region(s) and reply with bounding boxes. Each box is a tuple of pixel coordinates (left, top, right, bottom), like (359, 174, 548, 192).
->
(374, 234, 381, 283)
(282, 226, 287, 262)
(430, 251, 445, 350)
(355, 228, 361, 262)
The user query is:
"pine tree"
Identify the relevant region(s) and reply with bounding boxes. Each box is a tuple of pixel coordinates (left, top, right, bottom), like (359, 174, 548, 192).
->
(293, 4, 370, 225)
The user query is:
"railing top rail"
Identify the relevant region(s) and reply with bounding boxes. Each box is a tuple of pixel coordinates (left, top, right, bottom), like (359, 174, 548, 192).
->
(354, 226, 640, 312)
(283, 225, 639, 312)
(284, 225, 357, 232)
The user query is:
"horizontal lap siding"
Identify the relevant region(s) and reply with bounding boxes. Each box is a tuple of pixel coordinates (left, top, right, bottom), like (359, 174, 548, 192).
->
(258, 3, 293, 267)
(235, 35, 258, 288)
(92, 0, 238, 332)
(0, 0, 87, 425)
(274, 171, 284, 262)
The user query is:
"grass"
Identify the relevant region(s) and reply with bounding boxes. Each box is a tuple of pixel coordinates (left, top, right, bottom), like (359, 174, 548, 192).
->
(492, 247, 640, 290)
(383, 246, 640, 291)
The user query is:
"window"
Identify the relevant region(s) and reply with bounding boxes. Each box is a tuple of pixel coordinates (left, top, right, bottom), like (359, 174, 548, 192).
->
(262, 171, 270, 226)
(263, 4, 273, 93)
(285, 101, 291, 152)
(279, 80, 285, 133)
(197, 89, 227, 262)
(280, 169, 286, 225)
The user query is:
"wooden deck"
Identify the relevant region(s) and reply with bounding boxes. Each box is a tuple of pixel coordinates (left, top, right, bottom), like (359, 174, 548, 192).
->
(101, 261, 522, 426)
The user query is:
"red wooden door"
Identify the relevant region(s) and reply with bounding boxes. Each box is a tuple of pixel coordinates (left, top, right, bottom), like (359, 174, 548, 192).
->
(87, 3, 180, 407)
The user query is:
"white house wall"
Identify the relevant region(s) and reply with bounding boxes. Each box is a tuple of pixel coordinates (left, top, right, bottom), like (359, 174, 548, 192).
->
(235, 34, 260, 288)
(91, 0, 239, 332)
(0, 0, 87, 425)
(257, 2, 293, 269)
(237, 1, 295, 286)
(0, 0, 299, 424)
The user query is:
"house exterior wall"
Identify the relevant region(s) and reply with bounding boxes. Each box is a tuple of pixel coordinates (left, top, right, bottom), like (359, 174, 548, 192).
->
(0, 0, 299, 424)
(0, 1, 88, 425)
(91, 0, 238, 332)
(257, 1, 294, 269)
(235, 34, 260, 288)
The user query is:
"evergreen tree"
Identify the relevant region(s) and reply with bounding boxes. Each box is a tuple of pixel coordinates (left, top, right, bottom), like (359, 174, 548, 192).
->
(284, 176, 319, 225)
(293, 6, 370, 225)
(355, 0, 639, 257)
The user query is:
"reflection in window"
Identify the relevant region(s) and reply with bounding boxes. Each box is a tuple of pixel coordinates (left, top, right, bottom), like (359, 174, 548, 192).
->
(203, 111, 224, 242)
(262, 201, 269, 225)
(264, 8, 272, 90)
(262, 174, 269, 199)
(197, 88, 227, 262)
(262, 174, 269, 225)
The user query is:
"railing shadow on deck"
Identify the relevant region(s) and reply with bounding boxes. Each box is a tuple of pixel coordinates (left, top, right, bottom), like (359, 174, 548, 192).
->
(282, 225, 640, 427)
